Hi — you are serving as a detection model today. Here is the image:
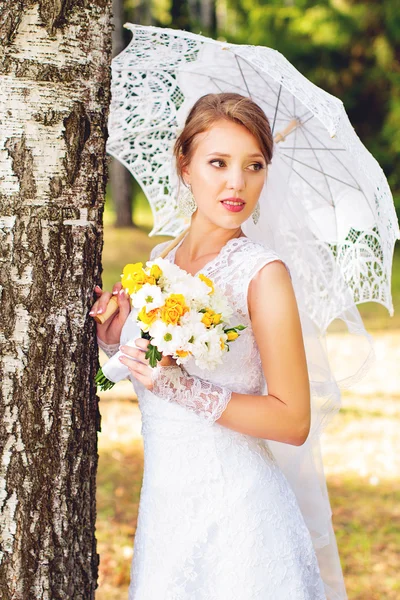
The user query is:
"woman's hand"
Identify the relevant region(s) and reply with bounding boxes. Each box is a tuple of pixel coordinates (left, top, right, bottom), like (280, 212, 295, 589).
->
(90, 283, 131, 345)
(118, 338, 178, 390)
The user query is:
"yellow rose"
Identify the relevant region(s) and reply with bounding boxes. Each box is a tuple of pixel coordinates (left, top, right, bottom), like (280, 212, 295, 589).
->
(149, 264, 163, 280)
(198, 274, 214, 295)
(121, 262, 147, 295)
(201, 309, 221, 328)
(212, 313, 222, 325)
(123, 262, 143, 275)
(138, 306, 159, 327)
(227, 330, 239, 341)
(220, 337, 226, 350)
(161, 294, 189, 325)
(145, 274, 156, 286)
(201, 310, 214, 328)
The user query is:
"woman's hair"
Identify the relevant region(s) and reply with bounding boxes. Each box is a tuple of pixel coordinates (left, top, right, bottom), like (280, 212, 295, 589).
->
(173, 93, 274, 182)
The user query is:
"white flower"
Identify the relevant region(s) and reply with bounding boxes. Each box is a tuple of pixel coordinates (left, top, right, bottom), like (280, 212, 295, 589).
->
(149, 321, 190, 356)
(146, 257, 188, 292)
(131, 283, 165, 313)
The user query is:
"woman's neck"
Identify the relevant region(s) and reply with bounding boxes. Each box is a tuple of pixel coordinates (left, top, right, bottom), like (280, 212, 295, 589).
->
(182, 224, 244, 263)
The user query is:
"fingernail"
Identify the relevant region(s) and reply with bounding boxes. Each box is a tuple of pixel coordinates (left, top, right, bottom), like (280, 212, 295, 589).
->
(119, 289, 125, 296)
(89, 310, 95, 315)
(119, 345, 125, 351)
(97, 308, 103, 314)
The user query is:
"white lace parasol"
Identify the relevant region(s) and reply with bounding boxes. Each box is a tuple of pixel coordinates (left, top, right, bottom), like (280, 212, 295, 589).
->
(107, 24, 400, 325)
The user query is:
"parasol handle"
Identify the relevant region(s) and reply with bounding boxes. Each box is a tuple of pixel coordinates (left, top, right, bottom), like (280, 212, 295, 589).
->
(94, 227, 191, 325)
(93, 295, 119, 324)
(274, 118, 299, 143)
(158, 226, 190, 258)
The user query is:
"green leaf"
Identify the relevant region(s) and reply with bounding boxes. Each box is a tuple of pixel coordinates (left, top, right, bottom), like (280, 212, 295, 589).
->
(145, 342, 162, 368)
(95, 367, 116, 391)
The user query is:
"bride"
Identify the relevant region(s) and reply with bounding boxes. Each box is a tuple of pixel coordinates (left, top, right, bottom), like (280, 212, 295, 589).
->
(91, 93, 344, 599)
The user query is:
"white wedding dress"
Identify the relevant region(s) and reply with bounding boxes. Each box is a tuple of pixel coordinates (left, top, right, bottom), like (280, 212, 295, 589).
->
(100, 235, 328, 600)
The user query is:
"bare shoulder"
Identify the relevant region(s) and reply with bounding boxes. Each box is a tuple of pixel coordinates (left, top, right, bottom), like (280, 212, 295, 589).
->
(247, 252, 294, 320)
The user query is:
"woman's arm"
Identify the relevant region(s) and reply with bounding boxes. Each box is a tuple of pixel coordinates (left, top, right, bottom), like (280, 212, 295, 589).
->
(216, 260, 310, 445)
(120, 259, 311, 446)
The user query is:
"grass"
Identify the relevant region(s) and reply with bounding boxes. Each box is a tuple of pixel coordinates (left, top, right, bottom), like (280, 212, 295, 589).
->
(329, 478, 400, 600)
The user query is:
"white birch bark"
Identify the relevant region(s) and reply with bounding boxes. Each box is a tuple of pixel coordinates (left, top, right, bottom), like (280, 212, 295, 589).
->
(0, 2, 112, 597)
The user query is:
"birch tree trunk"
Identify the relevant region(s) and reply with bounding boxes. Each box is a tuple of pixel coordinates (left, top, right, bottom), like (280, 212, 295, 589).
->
(0, 2, 112, 598)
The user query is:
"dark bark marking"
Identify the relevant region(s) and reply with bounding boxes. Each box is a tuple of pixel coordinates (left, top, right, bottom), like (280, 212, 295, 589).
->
(49, 175, 64, 197)
(0, 2, 24, 48)
(4, 133, 37, 199)
(62, 103, 91, 187)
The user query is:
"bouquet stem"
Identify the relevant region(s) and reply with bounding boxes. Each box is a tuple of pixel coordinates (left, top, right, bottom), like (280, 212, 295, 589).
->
(95, 367, 116, 391)
(141, 331, 162, 368)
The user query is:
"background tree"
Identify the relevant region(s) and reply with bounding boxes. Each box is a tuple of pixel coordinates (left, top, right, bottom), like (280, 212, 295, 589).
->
(0, 1, 112, 598)
(110, 0, 136, 228)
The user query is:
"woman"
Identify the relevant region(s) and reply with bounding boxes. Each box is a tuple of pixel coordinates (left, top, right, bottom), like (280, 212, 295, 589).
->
(91, 93, 331, 599)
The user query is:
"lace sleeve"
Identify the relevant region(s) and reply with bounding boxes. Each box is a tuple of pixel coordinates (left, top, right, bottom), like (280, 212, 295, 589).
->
(97, 336, 120, 358)
(151, 365, 232, 425)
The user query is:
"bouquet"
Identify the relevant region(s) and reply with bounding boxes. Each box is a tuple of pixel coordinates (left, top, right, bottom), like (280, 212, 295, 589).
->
(95, 257, 246, 391)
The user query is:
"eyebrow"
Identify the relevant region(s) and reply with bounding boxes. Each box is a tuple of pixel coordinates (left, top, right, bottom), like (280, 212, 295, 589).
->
(206, 152, 265, 159)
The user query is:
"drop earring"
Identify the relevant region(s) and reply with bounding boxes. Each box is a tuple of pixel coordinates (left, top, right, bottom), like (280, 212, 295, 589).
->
(178, 183, 197, 218)
(252, 201, 260, 225)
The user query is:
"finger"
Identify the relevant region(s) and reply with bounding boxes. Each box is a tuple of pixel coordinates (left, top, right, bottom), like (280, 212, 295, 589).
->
(119, 345, 149, 366)
(94, 285, 103, 296)
(117, 288, 132, 320)
(97, 291, 113, 315)
(89, 299, 100, 316)
(134, 338, 150, 350)
(119, 354, 150, 373)
(111, 282, 122, 295)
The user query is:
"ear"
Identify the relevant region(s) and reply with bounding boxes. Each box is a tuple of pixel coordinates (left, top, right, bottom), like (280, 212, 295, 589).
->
(179, 155, 190, 186)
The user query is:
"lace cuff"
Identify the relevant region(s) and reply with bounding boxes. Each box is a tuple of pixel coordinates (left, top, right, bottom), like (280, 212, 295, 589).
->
(97, 336, 120, 358)
(151, 365, 232, 425)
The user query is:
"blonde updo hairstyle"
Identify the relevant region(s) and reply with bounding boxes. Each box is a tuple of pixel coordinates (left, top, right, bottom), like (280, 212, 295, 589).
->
(173, 92, 274, 185)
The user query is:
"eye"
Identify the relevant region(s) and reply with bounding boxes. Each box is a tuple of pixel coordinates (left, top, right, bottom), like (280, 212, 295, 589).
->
(209, 159, 226, 168)
(248, 162, 265, 172)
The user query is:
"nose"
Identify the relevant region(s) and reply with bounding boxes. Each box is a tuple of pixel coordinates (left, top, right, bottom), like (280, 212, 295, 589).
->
(226, 166, 245, 192)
